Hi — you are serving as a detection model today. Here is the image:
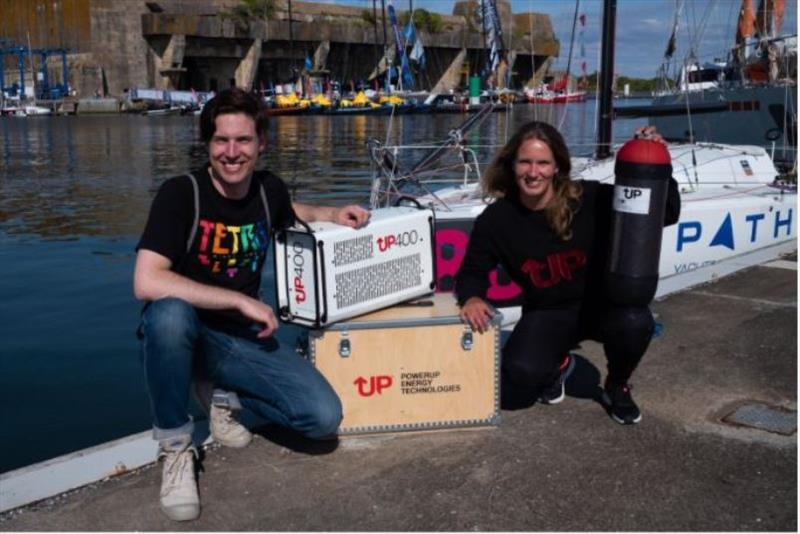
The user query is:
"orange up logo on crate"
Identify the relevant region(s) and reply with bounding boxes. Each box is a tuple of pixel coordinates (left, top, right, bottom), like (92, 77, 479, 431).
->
(354, 375, 394, 396)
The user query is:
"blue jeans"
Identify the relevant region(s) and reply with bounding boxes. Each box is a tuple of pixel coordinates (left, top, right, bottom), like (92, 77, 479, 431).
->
(139, 298, 342, 442)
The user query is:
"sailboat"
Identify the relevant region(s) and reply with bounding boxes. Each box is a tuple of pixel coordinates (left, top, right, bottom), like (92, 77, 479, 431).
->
(616, 0, 797, 170)
(525, 77, 586, 104)
(368, 0, 797, 317)
(525, 4, 587, 104)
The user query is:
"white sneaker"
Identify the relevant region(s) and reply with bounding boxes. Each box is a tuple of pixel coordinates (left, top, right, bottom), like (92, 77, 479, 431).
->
(158, 440, 200, 521)
(210, 404, 253, 448)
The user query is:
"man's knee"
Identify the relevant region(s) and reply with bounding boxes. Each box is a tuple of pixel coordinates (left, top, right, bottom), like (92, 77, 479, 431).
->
(302, 392, 343, 439)
(142, 298, 198, 339)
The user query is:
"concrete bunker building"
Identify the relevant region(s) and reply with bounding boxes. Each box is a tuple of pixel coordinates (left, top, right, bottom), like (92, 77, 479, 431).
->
(1, 0, 561, 98)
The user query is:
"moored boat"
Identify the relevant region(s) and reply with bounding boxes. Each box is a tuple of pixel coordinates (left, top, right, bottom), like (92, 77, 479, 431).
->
(615, 0, 797, 169)
(367, 0, 797, 316)
(525, 87, 587, 104)
(0, 104, 53, 116)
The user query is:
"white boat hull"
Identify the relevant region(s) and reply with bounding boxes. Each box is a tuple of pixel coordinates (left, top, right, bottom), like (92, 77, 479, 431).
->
(423, 143, 796, 311)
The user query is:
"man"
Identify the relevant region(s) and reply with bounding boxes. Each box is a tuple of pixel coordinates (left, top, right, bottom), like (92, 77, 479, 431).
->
(134, 87, 369, 521)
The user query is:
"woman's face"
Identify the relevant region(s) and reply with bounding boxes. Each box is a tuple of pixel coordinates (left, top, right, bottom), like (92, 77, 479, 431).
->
(514, 138, 557, 210)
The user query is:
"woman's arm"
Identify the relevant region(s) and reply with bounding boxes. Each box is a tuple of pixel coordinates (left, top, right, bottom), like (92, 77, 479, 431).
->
(664, 177, 681, 226)
(455, 212, 500, 332)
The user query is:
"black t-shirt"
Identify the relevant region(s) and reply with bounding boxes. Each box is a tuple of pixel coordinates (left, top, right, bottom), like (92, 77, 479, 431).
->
(137, 165, 296, 327)
(455, 179, 680, 310)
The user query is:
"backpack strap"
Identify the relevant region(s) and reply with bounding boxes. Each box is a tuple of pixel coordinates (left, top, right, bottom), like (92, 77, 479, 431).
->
(185, 173, 200, 253)
(258, 181, 272, 235)
(184, 172, 272, 254)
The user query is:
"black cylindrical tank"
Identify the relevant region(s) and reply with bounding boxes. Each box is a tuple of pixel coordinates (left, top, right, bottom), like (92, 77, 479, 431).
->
(605, 139, 673, 306)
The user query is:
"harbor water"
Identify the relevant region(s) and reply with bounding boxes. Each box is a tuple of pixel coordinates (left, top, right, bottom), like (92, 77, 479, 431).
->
(0, 102, 646, 473)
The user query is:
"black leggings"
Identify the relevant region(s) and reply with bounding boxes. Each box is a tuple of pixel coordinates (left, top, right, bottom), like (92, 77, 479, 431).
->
(502, 304, 655, 394)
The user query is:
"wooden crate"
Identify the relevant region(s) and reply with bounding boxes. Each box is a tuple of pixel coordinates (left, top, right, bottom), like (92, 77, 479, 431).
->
(308, 293, 501, 434)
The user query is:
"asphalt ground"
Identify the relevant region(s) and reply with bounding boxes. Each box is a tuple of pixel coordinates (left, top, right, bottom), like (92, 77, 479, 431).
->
(1, 258, 796, 531)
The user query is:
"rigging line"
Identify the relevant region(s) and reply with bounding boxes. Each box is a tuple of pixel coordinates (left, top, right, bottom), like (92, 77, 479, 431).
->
(503, 0, 513, 143)
(682, 65, 695, 143)
(723, 0, 737, 63)
(696, 0, 719, 60)
(383, 93, 399, 147)
(688, 0, 706, 56)
(666, 0, 685, 84)
(528, 0, 539, 122)
(683, 0, 695, 59)
(671, 179, 792, 185)
(681, 185, 783, 202)
(691, 0, 706, 54)
(557, 0, 583, 125)
(676, 2, 699, 144)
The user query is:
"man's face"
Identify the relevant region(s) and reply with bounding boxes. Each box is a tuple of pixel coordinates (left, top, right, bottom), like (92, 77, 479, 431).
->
(208, 112, 265, 190)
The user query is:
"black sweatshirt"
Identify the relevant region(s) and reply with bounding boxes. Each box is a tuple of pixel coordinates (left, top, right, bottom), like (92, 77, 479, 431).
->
(455, 179, 680, 310)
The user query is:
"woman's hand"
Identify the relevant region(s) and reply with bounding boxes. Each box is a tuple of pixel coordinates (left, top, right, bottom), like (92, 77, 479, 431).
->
(634, 125, 666, 146)
(458, 296, 495, 334)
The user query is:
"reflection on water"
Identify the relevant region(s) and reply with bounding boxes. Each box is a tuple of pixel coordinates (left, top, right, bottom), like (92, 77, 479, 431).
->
(0, 105, 642, 239)
(0, 105, 645, 472)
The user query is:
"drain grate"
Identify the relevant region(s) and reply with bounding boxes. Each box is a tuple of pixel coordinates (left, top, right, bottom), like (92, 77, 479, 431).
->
(721, 402, 797, 436)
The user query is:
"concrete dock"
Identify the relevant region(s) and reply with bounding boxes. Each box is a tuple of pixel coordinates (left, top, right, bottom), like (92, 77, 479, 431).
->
(1, 258, 796, 531)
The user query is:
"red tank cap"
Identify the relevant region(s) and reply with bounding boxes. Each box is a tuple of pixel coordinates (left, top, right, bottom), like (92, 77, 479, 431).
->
(616, 139, 671, 165)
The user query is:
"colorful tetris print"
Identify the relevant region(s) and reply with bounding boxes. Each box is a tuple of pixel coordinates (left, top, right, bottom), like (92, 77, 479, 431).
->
(196, 218, 269, 276)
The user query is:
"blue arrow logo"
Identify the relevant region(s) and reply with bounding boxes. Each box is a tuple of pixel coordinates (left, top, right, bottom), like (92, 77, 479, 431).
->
(710, 213, 735, 250)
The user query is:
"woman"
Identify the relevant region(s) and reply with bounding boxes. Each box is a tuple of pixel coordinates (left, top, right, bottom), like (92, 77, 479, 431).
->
(456, 121, 680, 424)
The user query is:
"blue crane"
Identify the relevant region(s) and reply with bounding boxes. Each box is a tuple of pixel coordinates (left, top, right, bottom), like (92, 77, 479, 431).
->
(32, 47, 70, 99)
(0, 40, 30, 100)
(0, 41, 70, 101)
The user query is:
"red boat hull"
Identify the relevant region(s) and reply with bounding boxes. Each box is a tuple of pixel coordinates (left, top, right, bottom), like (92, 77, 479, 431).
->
(526, 91, 586, 104)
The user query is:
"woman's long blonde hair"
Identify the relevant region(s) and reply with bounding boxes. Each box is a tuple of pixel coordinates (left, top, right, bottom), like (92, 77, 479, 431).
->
(483, 121, 583, 241)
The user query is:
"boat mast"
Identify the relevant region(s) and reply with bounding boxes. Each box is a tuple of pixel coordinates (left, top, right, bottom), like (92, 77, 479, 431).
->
(381, 0, 388, 90)
(481, 0, 488, 78)
(564, 0, 580, 94)
(595, 0, 616, 160)
(288, 0, 296, 85)
(373, 0, 380, 65)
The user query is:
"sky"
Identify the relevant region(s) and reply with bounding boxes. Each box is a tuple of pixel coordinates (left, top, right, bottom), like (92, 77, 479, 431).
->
(329, 0, 798, 78)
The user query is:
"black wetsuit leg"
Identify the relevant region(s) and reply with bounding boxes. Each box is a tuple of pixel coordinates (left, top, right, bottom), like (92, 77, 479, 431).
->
(579, 303, 655, 386)
(501, 307, 581, 401)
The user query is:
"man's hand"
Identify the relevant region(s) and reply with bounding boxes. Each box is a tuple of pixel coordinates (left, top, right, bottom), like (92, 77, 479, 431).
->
(135, 249, 280, 335)
(292, 202, 371, 228)
(459, 296, 494, 334)
(334, 205, 371, 228)
(238, 295, 279, 338)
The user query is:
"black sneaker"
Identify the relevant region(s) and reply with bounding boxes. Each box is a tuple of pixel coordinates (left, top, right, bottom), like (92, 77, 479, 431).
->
(538, 354, 575, 405)
(602, 383, 642, 425)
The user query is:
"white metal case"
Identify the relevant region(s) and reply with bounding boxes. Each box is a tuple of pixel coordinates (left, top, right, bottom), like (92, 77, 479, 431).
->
(274, 206, 436, 327)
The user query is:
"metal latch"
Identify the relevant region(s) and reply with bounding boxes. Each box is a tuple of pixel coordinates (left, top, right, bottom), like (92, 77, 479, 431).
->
(338, 333, 351, 358)
(461, 328, 473, 351)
